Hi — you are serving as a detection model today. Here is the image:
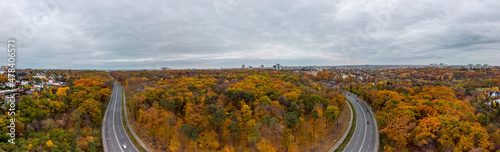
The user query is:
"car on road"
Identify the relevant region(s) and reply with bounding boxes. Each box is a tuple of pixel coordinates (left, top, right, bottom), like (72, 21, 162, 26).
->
(367, 120, 370, 124)
(123, 145, 127, 149)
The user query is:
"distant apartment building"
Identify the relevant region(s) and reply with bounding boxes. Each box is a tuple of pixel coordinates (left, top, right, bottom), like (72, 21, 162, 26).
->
(465, 63, 491, 69)
(242, 64, 245, 69)
(273, 64, 282, 70)
(483, 64, 489, 69)
(261, 65, 264, 69)
(161, 67, 171, 71)
(468, 64, 474, 69)
(475, 64, 482, 69)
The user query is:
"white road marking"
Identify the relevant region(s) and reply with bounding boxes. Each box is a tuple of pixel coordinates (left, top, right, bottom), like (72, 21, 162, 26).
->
(355, 97, 368, 152)
(112, 83, 125, 152)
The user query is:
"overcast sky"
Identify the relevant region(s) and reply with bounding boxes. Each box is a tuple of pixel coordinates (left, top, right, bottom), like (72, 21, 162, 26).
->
(1, 0, 500, 69)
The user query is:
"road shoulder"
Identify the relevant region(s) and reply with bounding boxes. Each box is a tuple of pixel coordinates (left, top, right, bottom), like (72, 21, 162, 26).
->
(328, 94, 354, 152)
(119, 83, 153, 152)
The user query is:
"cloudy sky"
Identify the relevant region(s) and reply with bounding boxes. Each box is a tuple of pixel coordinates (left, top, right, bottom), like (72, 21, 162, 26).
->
(1, 0, 499, 69)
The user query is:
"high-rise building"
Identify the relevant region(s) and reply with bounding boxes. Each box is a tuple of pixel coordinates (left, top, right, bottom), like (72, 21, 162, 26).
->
(161, 67, 171, 71)
(261, 65, 264, 69)
(242, 64, 245, 69)
(273, 63, 282, 70)
(483, 64, 489, 69)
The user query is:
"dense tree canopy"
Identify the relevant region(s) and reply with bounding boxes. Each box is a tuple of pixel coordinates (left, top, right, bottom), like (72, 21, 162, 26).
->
(330, 67, 500, 152)
(111, 69, 346, 152)
(0, 71, 112, 151)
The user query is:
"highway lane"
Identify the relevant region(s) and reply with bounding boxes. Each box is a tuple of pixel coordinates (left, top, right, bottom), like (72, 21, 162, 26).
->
(343, 93, 378, 152)
(103, 82, 139, 152)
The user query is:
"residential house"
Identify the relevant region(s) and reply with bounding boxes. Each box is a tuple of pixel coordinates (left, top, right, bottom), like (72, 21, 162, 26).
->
(12, 88, 24, 94)
(5, 82, 13, 88)
(47, 79, 55, 85)
(52, 81, 61, 86)
(20, 80, 28, 86)
(34, 83, 44, 89)
(33, 74, 46, 80)
(25, 90, 33, 95)
(490, 91, 500, 98)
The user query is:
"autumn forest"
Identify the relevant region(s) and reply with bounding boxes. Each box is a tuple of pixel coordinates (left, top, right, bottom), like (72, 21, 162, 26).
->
(110, 70, 347, 152)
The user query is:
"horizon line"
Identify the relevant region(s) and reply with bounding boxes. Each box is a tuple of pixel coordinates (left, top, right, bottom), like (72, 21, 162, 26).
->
(4, 63, 499, 71)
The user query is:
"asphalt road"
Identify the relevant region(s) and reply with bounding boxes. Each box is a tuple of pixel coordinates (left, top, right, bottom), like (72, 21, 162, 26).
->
(343, 93, 378, 152)
(103, 82, 139, 152)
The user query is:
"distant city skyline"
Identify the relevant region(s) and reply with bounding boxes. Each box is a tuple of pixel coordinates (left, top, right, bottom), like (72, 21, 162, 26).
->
(1, 0, 500, 69)
(3, 63, 497, 71)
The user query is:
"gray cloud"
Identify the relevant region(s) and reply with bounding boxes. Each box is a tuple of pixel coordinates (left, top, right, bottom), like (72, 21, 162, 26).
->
(1, 0, 500, 69)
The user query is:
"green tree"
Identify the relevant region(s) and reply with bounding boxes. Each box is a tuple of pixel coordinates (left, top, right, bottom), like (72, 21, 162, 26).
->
(284, 112, 299, 129)
(181, 124, 199, 152)
(227, 113, 240, 147)
(258, 96, 272, 105)
(324, 105, 340, 126)
(210, 109, 226, 150)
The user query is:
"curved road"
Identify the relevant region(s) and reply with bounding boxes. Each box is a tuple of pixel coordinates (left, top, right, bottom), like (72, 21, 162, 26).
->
(103, 82, 139, 152)
(344, 93, 378, 152)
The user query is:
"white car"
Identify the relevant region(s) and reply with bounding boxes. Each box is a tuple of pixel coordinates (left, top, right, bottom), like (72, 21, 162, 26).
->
(123, 145, 127, 149)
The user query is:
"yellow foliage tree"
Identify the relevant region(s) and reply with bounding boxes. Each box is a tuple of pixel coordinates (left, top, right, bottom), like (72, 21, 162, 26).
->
(169, 137, 180, 152)
(46, 140, 54, 148)
(257, 139, 275, 152)
(198, 129, 219, 150)
(33, 92, 39, 98)
(412, 116, 440, 146)
(56, 87, 70, 97)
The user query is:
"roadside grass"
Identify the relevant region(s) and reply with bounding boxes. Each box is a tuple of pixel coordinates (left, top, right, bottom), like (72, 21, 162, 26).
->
(120, 84, 148, 152)
(477, 87, 492, 91)
(334, 100, 357, 152)
(100, 92, 111, 151)
(315, 100, 351, 152)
